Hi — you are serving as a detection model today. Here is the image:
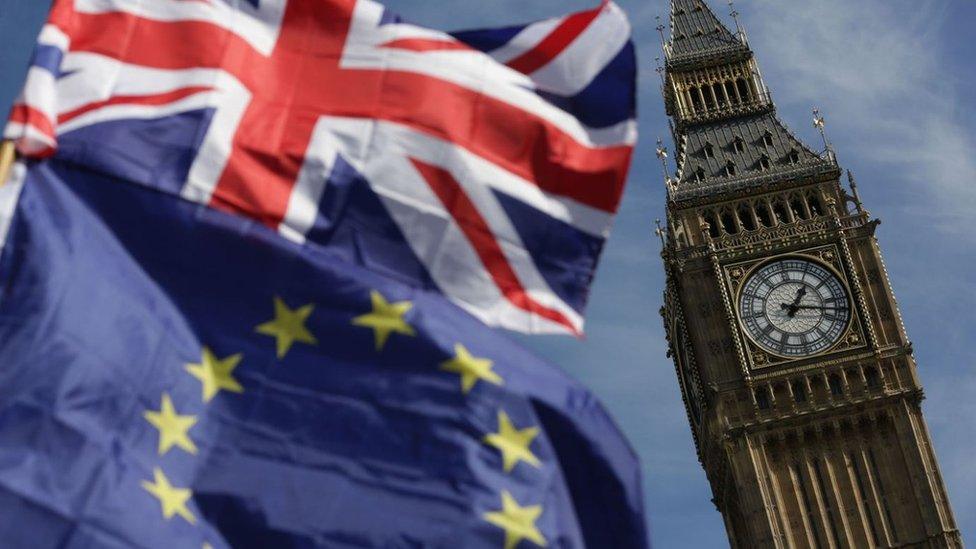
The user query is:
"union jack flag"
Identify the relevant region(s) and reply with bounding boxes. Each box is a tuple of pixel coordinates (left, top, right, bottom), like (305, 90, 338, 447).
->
(5, 0, 637, 336)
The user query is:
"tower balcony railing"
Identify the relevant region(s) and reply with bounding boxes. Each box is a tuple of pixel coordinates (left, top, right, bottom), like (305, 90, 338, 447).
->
(664, 40, 752, 70)
(714, 211, 871, 250)
(730, 359, 917, 430)
(674, 94, 774, 127)
(671, 209, 871, 263)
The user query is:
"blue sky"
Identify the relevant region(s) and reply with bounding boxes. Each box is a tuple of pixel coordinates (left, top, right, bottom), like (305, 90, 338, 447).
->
(1, 0, 972, 546)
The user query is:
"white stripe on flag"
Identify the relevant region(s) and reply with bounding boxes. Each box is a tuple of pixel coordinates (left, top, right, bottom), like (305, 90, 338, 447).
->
(529, 2, 631, 96)
(488, 17, 563, 66)
(39, 24, 70, 50)
(73, 0, 286, 56)
(0, 162, 27, 255)
(16, 67, 62, 123)
(280, 118, 342, 245)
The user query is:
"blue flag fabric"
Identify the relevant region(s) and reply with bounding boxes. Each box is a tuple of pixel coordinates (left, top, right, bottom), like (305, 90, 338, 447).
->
(0, 159, 648, 548)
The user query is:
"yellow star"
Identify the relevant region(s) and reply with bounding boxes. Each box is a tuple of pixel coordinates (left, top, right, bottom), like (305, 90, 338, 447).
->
(484, 411, 540, 473)
(185, 347, 244, 403)
(143, 393, 198, 456)
(141, 467, 196, 524)
(441, 343, 503, 394)
(255, 296, 318, 359)
(483, 491, 547, 549)
(352, 290, 416, 350)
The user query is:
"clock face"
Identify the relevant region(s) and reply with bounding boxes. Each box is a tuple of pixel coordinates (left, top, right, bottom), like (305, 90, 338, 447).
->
(738, 257, 851, 358)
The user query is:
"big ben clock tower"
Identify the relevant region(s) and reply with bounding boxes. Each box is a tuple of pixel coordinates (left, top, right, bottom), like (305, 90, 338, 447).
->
(657, 1, 961, 547)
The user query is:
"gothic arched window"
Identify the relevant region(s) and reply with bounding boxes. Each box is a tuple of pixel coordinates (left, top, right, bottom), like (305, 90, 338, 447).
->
(758, 154, 771, 171)
(865, 367, 880, 389)
(720, 211, 738, 234)
(755, 202, 773, 227)
(704, 210, 721, 238)
(725, 160, 737, 177)
(737, 204, 756, 231)
(808, 194, 824, 217)
(736, 78, 751, 102)
(755, 388, 771, 410)
(703, 142, 715, 158)
(792, 381, 807, 403)
(829, 374, 844, 396)
(790, 196, 808, 220)
(762, 130, 774, 147)
(772, 199, 791, 224)
(725, 81, 739, 105)
(732, 136, 745, 153)
(689, 86, 703, 112)
(703, 87, 716, 110)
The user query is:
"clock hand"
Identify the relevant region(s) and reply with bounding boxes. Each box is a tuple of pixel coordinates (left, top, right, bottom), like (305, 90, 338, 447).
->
(779, 303, 803, 316)
(792, 304, 847, 311)
(781, 286, 808, 318)
(791, 286, 807, 307)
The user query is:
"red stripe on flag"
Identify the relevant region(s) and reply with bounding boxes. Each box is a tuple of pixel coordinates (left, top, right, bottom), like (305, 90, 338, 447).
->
(68, 11, 240, 71)
(58, 86, 214, 125)
(379, 38, 473, 52)
(411, 158, 580, 335)
(505, 5, 603, 75)
(8, 104, 56, 140)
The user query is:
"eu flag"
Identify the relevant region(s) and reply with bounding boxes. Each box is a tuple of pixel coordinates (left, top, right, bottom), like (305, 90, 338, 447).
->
(0, 159, 648, 547)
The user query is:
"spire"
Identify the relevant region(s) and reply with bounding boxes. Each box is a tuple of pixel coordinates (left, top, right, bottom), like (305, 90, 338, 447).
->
(661, 0, 840, 203)
(666, 0, 746, 64)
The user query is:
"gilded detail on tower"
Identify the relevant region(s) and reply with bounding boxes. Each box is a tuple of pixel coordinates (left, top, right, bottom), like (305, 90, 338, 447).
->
(657, 1, 960, 547)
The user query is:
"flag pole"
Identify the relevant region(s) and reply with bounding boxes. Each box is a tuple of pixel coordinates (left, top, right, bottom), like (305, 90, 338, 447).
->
(0, 141, 15, 188)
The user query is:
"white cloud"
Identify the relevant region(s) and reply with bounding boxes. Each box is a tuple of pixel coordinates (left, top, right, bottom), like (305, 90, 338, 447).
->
(746, 0, 976, 235)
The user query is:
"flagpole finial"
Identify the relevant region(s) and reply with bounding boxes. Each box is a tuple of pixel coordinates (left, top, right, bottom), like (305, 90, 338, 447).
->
(847, 170, 865, 214)
(812, 108, 830, 151)
(655, 16, 667, 49)
(654, 218, 667, 248)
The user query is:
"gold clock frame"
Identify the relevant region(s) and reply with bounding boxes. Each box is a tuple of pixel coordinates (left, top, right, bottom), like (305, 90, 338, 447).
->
(725, 245, 867, 370)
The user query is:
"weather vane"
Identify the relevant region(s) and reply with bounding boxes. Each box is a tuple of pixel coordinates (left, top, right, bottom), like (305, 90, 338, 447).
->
(728, 1, 742, 35)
